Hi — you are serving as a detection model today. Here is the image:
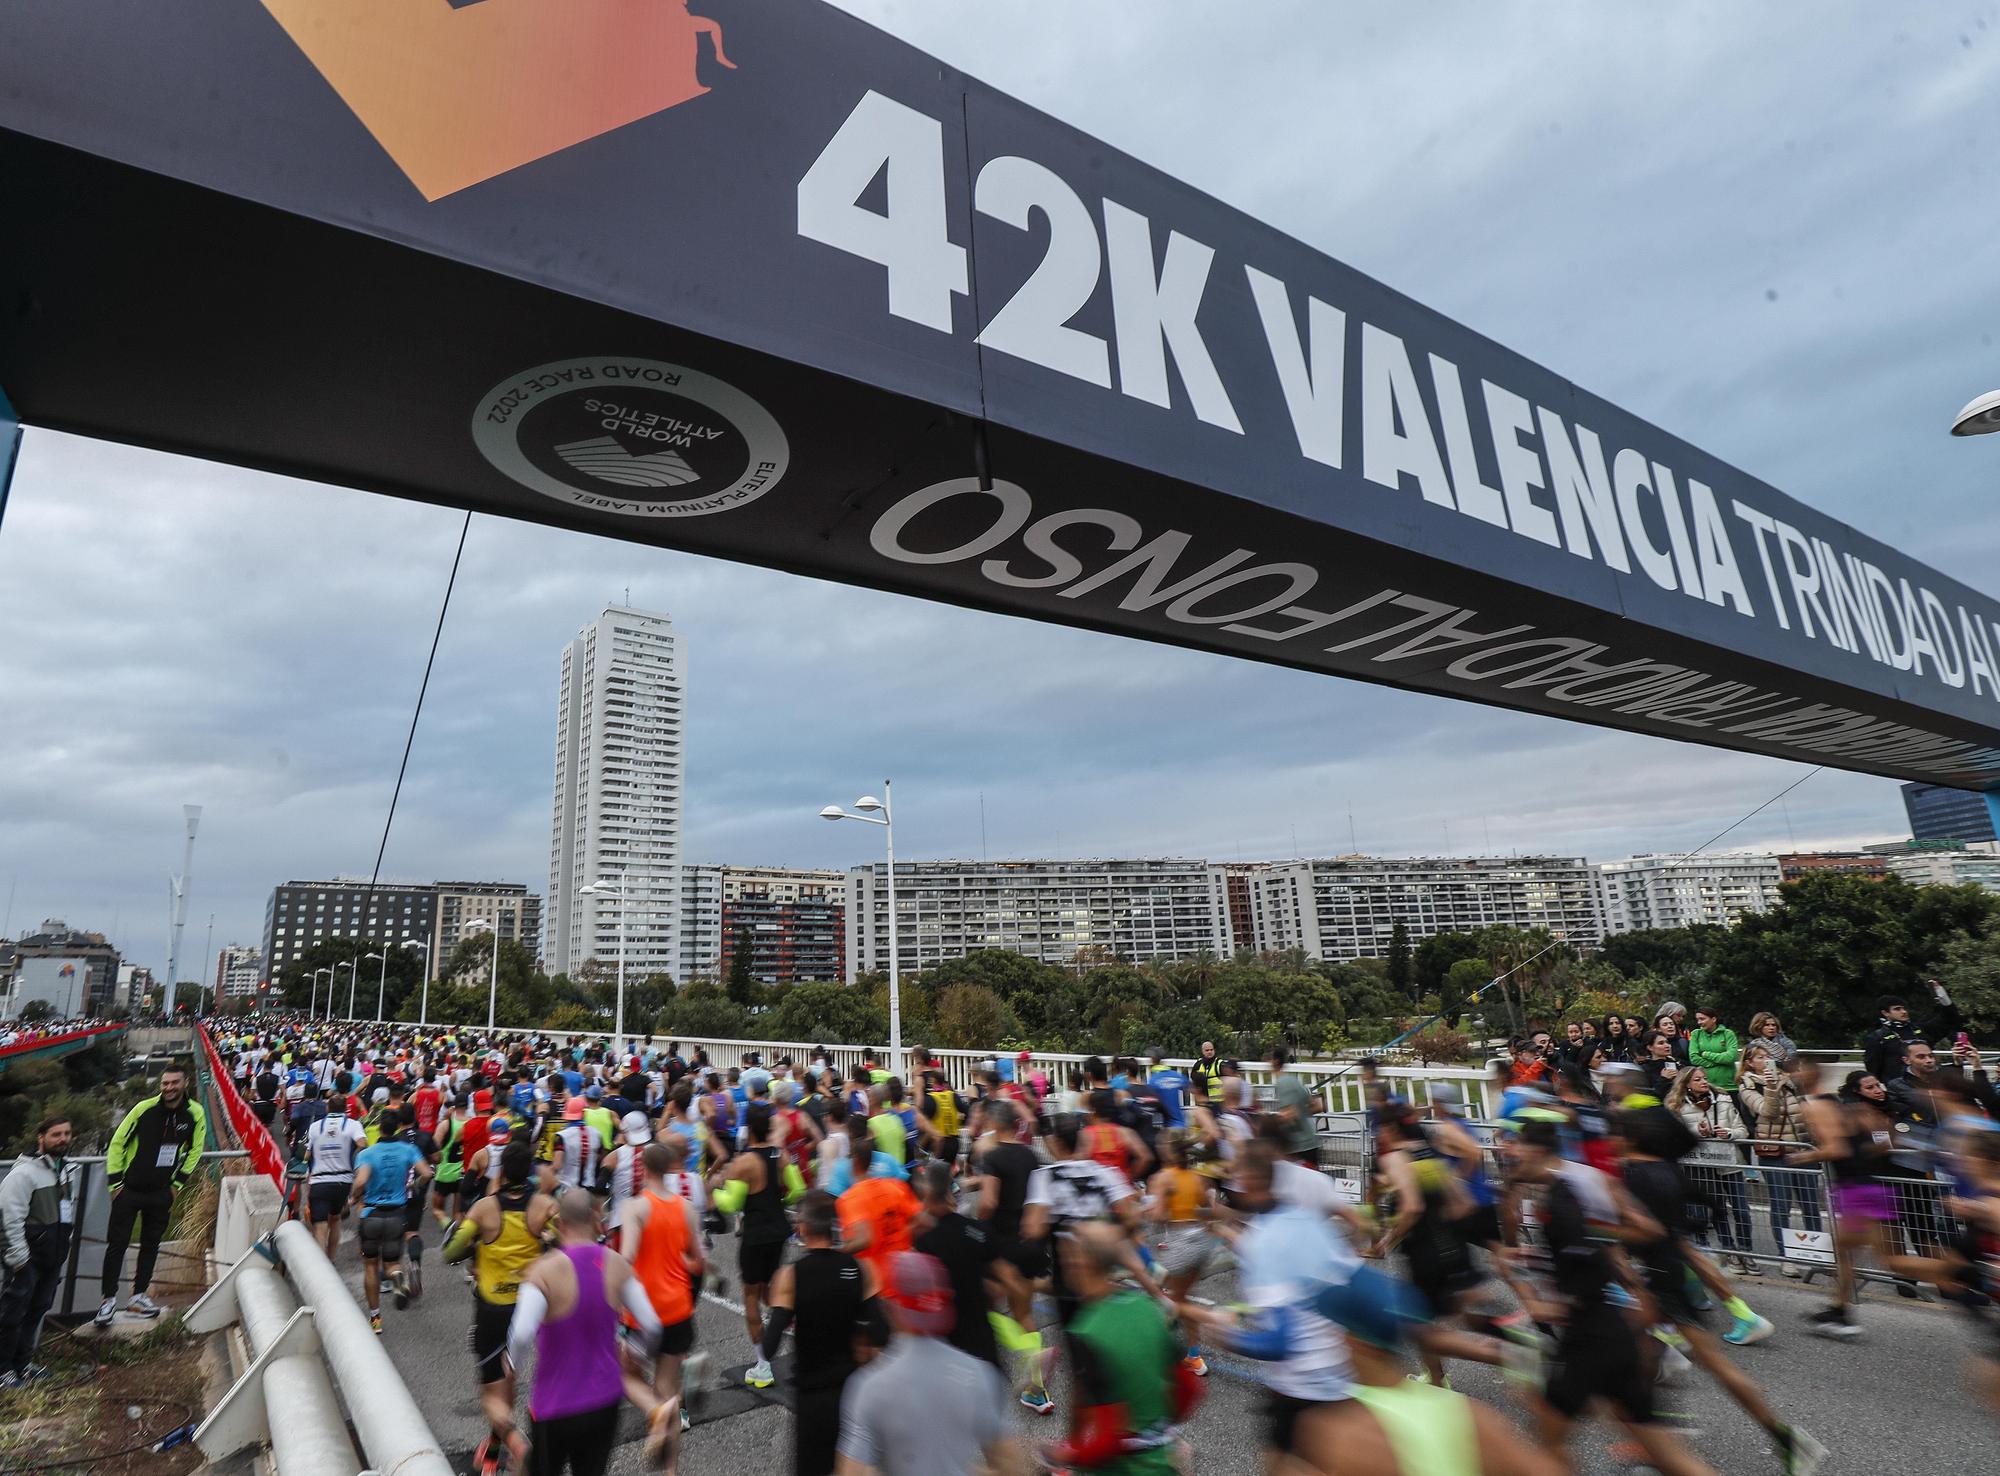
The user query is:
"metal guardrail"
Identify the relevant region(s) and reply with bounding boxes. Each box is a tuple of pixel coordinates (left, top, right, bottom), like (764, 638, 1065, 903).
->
(0, 1149, 248, 1323)
(189, 1198, 454, 1475)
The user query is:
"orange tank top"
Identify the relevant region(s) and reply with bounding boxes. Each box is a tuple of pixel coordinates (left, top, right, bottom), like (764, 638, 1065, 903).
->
(1086, 1123, 1127, 1175)
(629, 1190, 694, 1326)
(1159, 1166, 1205, 1222)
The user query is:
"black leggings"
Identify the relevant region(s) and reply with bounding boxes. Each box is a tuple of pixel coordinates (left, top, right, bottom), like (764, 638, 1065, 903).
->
(102, 1185, 174, 1298)
(528, 1402, 620, 1476)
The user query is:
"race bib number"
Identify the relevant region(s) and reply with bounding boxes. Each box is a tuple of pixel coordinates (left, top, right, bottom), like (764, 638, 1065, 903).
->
(156, 1144, 180, 1169)
(58, 1198, 74, 1225)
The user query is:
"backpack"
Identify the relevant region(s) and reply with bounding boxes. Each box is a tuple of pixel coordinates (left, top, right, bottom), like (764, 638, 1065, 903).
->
(927, 1088, 962, 1141)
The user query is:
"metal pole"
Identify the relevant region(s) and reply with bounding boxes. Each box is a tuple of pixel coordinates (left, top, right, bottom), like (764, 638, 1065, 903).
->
(486, 929, 498, 1031)
(884, 778, 901, 1081)
(375, 952, 387, 1023)
(165, 805, 201, 1016)
(308, 969, 318, 1019)
(346, 957, 359, 1020)
(419, 945, 431, 1028)
(615, 890, 627, 1052)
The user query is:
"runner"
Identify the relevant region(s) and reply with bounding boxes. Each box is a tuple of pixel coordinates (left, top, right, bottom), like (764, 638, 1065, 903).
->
(1145, 1131, 1218, 1376)
(760, 1190, 871, 1476)
(911, 1160, 1002, 1369)
(508, 1188, 664, 1476)
(1290, 1263, 1565, 1475)
(431, 1092, 473, 1232)
(707, 1102, 795, 1388)
(348, 1106, 433, 1333)
(303, 1089, 368, 1259)
(444, 1140, 553, 1476)
(620, 1141, 707, 1456)
(1506, 1120, 1717, 1476)
(1616, 1111, 1826, 1475)
(1794, 1056, 1945, 1337)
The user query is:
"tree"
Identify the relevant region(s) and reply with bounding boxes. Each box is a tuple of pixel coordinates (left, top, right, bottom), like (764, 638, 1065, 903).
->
(658, 996, 751, 1040)
(727, 929, 758, 1006)
(542, 1002, 604, 1032)
(1597, 926, 1727, 995)
(1702, 873, 1999, 1043)
(1124, 1002, 1226, 1058)
(932, 984, 1018, 1049)
(1937, 929, 2000, 1041)
(1386, 920, 1412, 1001)
(16, 1000, 53, 1024)
(1413, 932, 1484, 1001)
(766, 983, 887, 1045)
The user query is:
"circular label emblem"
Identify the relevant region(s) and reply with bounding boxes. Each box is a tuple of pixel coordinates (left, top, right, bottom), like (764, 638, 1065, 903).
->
(473, 357, 788, 518)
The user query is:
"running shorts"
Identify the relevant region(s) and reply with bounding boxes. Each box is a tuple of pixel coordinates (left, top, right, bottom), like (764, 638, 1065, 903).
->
(1544, 1306, 1653, 1424)
(527, 1402, 619, 1476)
(1833, 1182, 1895, 1223)
(470, 1294, 513, 1384)
(358, 1209, 407, 1262)
(1263, 1390, 1325, 1454)
(739, 1237, 784, 1287)
(307, 1182, 351, 1223)
(1160, 1224, 1214, 1281)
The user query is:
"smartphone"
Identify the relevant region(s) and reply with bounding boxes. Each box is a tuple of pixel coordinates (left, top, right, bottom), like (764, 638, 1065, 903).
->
(1958, 1031, 1973, 1050)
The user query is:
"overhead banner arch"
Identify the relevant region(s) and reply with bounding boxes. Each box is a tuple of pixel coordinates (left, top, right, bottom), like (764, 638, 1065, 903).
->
(6, 0, 2000, 792)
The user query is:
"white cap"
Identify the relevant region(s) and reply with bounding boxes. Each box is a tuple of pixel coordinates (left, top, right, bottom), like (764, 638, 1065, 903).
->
(371, 1087, 390, 1104)
(622, 1110, 651, 1146)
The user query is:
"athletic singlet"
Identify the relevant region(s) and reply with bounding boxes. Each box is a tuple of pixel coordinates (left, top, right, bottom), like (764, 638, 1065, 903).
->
(1157, 1166, 1205, 1222)
(1351, 1379, 1478, 1476)
(742, 1146, 790, 1246)
(1085, 1123, 1128, 1177)
(476, 1186, 542, 1305)
(434, 1115, 465, 1186)
(629, 1190, 695, 1325)
(791, 1248, 866, 1392)
(555, 1123, 601, 1192)
(530, 1245, 623, 1422)
(1821, 1095, 1892, 1185)
(608, 1145, 647, 1226)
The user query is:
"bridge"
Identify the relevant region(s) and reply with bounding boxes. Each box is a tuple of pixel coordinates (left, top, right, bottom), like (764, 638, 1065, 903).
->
(0, 1022, 128, 1077)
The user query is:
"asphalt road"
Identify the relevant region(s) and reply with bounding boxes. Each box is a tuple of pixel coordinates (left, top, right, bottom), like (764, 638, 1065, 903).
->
(338, 1218, 1988, 1475)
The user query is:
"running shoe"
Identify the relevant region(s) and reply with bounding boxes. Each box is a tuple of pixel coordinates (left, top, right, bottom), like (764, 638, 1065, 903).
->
(643, 1397, 680, 1467)
(1019, 1388, 1055, 1416)
(1724, 1312, 1774, 1346)
(1654, 1345, 1692, 1386)
(1807, 1308, 1860, 1339)
(20, 1364, 52, 1382)
(0, 1371, 19, 1392)
(1780, 1425, 1828, 1476)
(94, 1297, 117, 1327)
(394, 1273, 410, 1311)
(472, 1435, 500, 1476)
(369, 1311, 384, 1335)
(744, 1358, 774, 1389)
(126, 1292, 162, 1318)
(1181, 1353, 1208, 1378)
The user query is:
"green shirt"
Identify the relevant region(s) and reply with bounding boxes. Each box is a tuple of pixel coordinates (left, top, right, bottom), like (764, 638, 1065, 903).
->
(1067, 1290, 1180, 1475)
(1273, 1072, 1317, 1154)
(866, 1110, 906, 1164)
(1687, 1026, 1741, 1089)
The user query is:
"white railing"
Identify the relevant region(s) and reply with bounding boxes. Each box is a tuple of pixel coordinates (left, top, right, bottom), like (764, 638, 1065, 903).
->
(368, 1018, 1509, 1117)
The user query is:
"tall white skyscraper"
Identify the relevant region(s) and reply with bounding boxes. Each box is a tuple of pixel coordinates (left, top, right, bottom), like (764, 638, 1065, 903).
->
(548, 606, 685, 979)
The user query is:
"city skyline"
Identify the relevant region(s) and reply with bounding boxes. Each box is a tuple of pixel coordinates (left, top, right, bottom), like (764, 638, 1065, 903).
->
(7, 3, 1998, 978)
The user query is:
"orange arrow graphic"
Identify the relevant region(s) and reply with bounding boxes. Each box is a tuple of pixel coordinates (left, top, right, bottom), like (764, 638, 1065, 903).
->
(259, 0, 736, 201)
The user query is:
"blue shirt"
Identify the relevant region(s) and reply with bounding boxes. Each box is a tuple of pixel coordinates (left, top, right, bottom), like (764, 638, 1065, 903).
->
(1146, 1070, 1190, 1128)
(355, 1140, 424, 1211)
(561, 1069, 584, 1094)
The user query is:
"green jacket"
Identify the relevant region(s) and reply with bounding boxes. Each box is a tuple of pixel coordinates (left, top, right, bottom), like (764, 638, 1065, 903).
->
(1687, 1026, 1741, 1089)
(105, 1094, 208, 1195)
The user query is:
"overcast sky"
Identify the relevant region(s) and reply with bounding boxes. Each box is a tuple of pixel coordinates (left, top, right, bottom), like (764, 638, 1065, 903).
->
(6, 1, 1999, 979)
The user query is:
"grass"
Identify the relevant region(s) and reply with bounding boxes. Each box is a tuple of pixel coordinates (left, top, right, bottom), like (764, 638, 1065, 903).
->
(0, 1318, 203, 1472)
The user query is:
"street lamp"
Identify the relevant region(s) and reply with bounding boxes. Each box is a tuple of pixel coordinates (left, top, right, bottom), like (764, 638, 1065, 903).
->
(366, 951, 387, 1022)
(404, 940, 432, 1026)
(1951, 389, 2000, 436)
(578, 880, 629, 1052)
(310, 966, 333, 1018)
(335, 960, 356, 1020)
(821, 781, 900, 1079)
(465, 919, 500, 1031)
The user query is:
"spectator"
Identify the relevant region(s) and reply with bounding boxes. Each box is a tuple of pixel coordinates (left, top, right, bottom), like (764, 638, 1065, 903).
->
(1862, 996, 1917, 1083)
(1745, 1011, 1798, 1069)
(1507, 1037, 1549, 1088)
(1687, 1006, 1741, 1091)
(1266, 1048, 1319, 1164)
(1639, 1030, 1681, 1095)
(1655, 1005, 1691, 1064)
(1736, 1043, 1819, 1275)
(97, 1064, 207, 1326)
(1667, 1067, 1753, 1273)
(1600, 1014, 1633, 1062)
(0, 1115, 79, 1387)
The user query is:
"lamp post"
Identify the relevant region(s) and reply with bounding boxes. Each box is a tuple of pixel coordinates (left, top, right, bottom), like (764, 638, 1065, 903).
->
(821, 780, 900, 1079)
(336, 960, 356, 1020)
(367, 951, 387, 1022)
(465, 920, 500, 1030)
(578, 880, 629, 1053)
(405, 940, 432, 1026)
(1948, 389, 2000, 838)
(309, 966, 332, 1019)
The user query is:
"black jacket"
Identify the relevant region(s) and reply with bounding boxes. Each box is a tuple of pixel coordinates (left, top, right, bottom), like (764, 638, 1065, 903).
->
(1863, 1019, 1916, 1083)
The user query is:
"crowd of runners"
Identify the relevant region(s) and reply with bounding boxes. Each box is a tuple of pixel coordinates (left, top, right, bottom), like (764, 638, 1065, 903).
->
(194, 989, 2000, 1475)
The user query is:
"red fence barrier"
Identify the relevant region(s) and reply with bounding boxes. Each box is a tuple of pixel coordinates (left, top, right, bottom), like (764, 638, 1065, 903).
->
(197, 1023, 287, 1188)
(0, 1023, 125, 1062)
